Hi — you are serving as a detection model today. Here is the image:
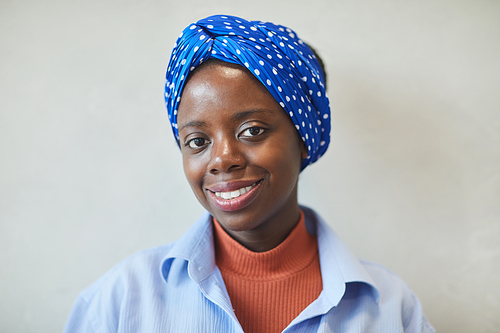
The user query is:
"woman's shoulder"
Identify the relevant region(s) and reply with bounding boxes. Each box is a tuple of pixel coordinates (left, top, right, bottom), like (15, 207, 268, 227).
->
(63, 242, 179, 332)
(77, 242, 176, 302)
(358, 259, 421, 307)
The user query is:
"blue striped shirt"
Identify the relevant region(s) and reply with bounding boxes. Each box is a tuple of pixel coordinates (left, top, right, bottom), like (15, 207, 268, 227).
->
(63, 206, 435, 332)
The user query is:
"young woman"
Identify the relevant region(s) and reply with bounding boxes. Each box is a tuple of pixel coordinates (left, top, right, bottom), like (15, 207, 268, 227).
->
(64, 15, 435, 333)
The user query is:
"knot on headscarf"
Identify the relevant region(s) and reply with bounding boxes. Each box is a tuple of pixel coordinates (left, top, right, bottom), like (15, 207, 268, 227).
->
(165, 14, 331, 170)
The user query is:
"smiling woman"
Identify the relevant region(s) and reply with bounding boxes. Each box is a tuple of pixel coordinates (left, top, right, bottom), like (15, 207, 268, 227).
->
(63, 14, 436, 333)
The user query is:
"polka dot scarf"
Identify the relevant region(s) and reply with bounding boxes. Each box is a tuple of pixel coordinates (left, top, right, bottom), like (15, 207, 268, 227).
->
(165, 14, 331, 170)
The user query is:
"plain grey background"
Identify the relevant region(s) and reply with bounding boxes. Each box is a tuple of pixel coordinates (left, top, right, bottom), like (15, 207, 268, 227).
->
(1, 0, 499, 332)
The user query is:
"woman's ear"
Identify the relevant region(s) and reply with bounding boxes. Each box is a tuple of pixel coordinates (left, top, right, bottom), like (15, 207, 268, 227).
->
(300, 142, 308, 160)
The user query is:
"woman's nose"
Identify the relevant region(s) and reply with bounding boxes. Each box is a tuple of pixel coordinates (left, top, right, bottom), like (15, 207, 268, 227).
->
(208, 138, 245, 174)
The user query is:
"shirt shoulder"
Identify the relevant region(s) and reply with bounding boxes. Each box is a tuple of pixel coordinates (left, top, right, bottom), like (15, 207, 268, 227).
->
(359, 259, 410, 292)
(85, 243, 174, 299)
(63, 243, 176, 333)
(358, 260, 436, 333)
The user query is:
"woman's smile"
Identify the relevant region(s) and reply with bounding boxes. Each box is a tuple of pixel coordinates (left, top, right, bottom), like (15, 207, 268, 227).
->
(177, 59, 307, 251)
(207, 179, 263, 212)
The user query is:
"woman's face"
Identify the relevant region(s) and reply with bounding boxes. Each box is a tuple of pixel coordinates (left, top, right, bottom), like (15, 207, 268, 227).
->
(177, 61, 307, 250)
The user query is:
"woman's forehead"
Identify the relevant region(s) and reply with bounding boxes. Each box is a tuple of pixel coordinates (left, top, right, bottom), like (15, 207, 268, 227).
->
(184, 60, 263, 93)
(178, 62, 281, 126)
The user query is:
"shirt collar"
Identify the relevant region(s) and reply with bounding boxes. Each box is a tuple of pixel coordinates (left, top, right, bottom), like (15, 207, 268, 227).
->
(301, 206, 380, 305)
(160, 206, 380, 304)
(160, 211, 216, 284)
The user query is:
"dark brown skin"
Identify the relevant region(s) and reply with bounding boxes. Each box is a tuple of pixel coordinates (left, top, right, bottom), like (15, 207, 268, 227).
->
(177, 61, 307, 252)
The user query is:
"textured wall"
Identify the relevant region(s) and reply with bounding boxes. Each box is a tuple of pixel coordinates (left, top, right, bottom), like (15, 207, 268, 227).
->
(0, 0, 498, 332)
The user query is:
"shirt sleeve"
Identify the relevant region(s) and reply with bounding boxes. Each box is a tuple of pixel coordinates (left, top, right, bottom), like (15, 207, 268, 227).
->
(402, 289, 436, 333)
(63, 296, 99, 333)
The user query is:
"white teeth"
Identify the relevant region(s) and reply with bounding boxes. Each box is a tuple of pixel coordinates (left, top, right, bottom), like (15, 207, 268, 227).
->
(214, 182, 258, 200)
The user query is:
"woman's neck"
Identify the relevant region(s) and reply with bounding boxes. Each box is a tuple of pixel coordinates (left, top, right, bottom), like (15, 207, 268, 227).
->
(217, 203, 301, 252)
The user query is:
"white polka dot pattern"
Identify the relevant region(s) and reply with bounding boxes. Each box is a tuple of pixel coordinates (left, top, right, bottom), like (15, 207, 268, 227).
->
(165, 14, 331, 170)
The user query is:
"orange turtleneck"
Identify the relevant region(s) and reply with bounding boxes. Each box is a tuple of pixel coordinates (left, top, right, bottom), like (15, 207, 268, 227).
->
(213, 211, 323, 333)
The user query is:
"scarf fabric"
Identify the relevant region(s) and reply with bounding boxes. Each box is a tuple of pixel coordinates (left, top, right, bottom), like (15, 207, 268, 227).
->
(165, 14, 331, 170)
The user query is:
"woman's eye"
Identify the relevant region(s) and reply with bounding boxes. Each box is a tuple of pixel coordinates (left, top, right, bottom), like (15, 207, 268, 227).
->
(187, 137, 207, 149)
(241, 127, 264, 137)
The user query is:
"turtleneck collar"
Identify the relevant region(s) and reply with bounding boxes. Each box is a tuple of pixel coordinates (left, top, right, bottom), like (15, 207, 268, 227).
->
(213, 210, 319, 280)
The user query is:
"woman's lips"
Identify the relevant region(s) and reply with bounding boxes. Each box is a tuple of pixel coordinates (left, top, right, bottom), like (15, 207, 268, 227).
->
(207, 180, 262, 212)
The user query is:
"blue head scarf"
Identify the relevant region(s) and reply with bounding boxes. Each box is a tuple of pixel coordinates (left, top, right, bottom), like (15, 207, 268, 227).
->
(165, 15, 331, 170)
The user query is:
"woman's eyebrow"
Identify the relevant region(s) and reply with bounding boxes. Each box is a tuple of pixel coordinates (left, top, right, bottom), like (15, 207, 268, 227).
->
(231, 109, 274, 121)
(178, 120, 207, 132)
